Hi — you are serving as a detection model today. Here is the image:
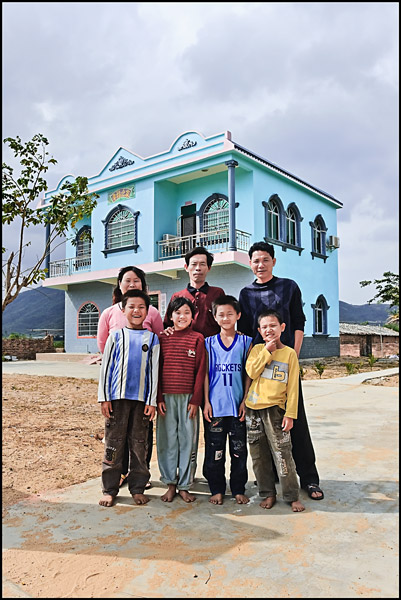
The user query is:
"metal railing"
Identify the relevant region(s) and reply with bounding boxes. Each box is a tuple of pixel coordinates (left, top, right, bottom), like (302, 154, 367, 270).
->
(157, 229, 251, 260)
(49, 255, 91, 277)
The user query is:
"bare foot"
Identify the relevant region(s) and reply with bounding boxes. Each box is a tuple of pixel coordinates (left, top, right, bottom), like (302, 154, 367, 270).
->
(209, 493, 224, 505)
(161, 484, 176, 502)
(99, 494, 115, 507)
(260, 496, 276, 509)
(178, 490, 196, 503)
(291, 500, 305, 512)
(235, 494, 249, 504)
(132, 493, 149, 505)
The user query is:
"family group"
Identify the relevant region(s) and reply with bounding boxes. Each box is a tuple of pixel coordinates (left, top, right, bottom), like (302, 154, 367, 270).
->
(97, 242, 324, 512)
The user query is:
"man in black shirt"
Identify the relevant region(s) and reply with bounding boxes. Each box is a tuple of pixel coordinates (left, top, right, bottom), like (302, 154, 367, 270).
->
(238, 241, 324, 500)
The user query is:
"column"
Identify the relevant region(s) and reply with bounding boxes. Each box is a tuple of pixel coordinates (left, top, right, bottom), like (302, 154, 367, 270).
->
(225, 160, 238, 251)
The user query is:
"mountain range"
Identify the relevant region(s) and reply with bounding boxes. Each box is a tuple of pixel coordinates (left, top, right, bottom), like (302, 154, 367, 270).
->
(2, 287, 395, 338)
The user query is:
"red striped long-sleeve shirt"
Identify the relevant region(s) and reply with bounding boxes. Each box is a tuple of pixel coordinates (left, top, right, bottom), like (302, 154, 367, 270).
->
(158, 328, 206, 406)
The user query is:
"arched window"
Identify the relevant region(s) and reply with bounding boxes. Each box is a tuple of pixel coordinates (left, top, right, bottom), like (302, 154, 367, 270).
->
(262, 194, 285, 244)
(202, 194, 229, 233)
(78, 302, 99, 337)
(199, 193, 229, 247)
(267, 198, 280, 240)
(102, 205, 139, 256)
(310, 214, 327, 260)
(312, 295, 329, 335)
(286, 207, 297, 245)
(75, 226, 91, 270)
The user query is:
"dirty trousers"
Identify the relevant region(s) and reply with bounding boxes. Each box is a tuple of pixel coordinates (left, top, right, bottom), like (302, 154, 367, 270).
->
(156, 394, 199, 491)
(101, 399, 150, 497)
(204, 416, 248, 497)
(246, 405, 300, 502)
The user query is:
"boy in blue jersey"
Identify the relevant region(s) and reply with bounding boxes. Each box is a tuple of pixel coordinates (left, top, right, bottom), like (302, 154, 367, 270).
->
(98, 289, 159, 507)
(203, 295, 252, 505)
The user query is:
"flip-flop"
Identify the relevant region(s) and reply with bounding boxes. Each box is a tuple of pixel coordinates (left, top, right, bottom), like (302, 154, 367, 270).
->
(304, 483, 324, 500)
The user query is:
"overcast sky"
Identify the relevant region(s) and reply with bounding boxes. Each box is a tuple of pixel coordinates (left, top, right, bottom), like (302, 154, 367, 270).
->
(2, 2, 399, 304)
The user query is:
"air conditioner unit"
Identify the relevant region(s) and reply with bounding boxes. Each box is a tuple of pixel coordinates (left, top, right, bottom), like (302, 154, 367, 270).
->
(328, 235, 340, 249)
(162, 233, 180, 249)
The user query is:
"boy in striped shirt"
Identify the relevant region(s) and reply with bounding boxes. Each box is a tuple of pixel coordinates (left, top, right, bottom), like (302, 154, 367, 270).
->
(98, 289, 159, 507)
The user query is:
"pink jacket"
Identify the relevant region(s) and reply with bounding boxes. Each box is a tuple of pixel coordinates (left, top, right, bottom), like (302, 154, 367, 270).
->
(97, 303, 164, 353)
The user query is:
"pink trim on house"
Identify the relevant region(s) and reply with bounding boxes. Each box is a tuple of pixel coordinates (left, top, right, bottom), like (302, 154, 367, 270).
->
(42, 251, 251, 289)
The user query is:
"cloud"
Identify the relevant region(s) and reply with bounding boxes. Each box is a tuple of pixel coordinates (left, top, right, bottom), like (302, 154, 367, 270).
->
(2, 2, 398, 303)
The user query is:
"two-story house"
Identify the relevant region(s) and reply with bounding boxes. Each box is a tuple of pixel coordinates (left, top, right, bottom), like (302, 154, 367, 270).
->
(41, 130, 342, 358)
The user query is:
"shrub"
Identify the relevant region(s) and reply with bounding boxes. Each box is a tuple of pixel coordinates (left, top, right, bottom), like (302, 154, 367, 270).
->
(53, 340, 64, 349)
(344, 362, 357, 375)
(368, 354, 378, 370)
(313, 361, 326, 378)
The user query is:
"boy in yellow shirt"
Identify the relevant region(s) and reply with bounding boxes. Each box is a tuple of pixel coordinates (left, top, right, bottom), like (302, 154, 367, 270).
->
(245, 309, 305, 512)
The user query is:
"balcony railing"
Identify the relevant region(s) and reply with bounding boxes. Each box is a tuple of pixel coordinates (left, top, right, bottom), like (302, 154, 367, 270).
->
(49, 255, 91, 277)
(157, 229, 251, 260)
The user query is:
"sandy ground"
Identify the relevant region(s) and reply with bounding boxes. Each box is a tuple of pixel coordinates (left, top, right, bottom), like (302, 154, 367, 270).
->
(2, 359, 398, 516)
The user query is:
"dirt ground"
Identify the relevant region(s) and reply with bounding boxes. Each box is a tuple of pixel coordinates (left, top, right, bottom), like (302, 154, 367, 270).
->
(2, 358, 398, 516)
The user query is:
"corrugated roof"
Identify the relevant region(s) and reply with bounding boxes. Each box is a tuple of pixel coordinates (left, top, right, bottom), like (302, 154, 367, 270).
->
(339, 323, 399, 336)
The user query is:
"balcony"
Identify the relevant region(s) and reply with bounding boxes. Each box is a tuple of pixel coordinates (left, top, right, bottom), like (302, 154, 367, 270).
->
(49, 255, 91, 277)
(157, 229, 251, 260)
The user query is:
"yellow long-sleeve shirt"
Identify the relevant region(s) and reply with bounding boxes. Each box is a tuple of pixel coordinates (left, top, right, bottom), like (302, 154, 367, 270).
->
(245, 344, 299, 419)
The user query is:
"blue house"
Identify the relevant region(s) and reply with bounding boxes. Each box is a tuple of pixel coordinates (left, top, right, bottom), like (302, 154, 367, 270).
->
(41, 130, 342, 358)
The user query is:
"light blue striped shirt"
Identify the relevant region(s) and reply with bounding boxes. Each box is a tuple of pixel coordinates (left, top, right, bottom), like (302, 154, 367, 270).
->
(98, 328, 159, 406)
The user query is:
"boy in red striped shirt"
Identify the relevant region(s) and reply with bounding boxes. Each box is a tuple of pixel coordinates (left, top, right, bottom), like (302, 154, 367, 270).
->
(157, 297, 206, 503)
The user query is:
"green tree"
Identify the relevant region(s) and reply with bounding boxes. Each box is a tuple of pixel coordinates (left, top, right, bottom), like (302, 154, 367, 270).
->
(360, 271, 399, 325)
(2, 134, 98, 311)
(360, 272, 399, 308)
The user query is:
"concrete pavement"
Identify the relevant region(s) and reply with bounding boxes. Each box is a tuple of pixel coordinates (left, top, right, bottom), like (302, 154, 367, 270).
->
(2, 362, 399, 598)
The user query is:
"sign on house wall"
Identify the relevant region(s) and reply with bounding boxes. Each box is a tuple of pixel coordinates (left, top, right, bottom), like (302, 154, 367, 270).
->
(108, 184, 136, 204)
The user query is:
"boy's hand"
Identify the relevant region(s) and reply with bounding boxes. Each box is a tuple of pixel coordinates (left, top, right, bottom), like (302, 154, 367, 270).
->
(282, 416, 293, 432)
(101, 401, 112, 418)
(238, 400, 246, 421)
(157, 400, 167, 416)
(144, 405, 156, 421)
(265, 338, 277, 353)
(162, 326, 175, 337)
(203, 400, 213, 422)
(188, 403, 198, 419)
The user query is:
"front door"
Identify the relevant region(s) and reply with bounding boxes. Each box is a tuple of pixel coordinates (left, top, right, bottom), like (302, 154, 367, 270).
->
(180, 204, 196, 254)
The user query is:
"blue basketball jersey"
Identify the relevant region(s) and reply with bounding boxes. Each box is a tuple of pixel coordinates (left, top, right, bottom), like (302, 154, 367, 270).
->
(205, 333, 252, 417)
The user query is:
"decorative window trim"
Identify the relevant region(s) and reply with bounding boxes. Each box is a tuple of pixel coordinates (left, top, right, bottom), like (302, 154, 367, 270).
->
(199, 193, 229, 233)
(77, 301, 100, 338)
(311, 295, 330, 335)
(102, 204, 139, 256)
(263, 197, 303, 254)
(311, 251, 328, 263)
(75, 225, 92, 257)
(310, 214, 327, 260)
(262, 194, 285, 242)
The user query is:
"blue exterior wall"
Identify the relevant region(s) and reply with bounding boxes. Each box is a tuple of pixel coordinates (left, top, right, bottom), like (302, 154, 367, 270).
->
(45, 131, 341, 357)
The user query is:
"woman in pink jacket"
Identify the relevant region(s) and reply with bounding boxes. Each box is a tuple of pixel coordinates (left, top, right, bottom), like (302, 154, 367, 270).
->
(97, 265, 163, 487)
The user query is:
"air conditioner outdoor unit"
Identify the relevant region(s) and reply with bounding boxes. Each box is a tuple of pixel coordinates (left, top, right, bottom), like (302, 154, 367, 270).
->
(328, 235, 340, 249)
(162, 233, 180, 249)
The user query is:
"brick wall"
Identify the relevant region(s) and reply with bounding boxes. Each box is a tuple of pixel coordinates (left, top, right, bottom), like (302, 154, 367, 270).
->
(2, 336, 54, 360)
(340, 334, 399, 358)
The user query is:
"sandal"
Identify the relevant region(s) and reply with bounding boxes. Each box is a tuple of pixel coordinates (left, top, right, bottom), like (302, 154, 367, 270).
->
(304, 483, 324, 500)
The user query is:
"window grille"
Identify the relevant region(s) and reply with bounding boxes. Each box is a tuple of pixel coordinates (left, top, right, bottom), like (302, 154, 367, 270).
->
(78, 303, 99, 337)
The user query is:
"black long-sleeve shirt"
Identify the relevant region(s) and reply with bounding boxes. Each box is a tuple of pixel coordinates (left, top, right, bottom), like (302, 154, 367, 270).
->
(237, 276, 306, 348)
